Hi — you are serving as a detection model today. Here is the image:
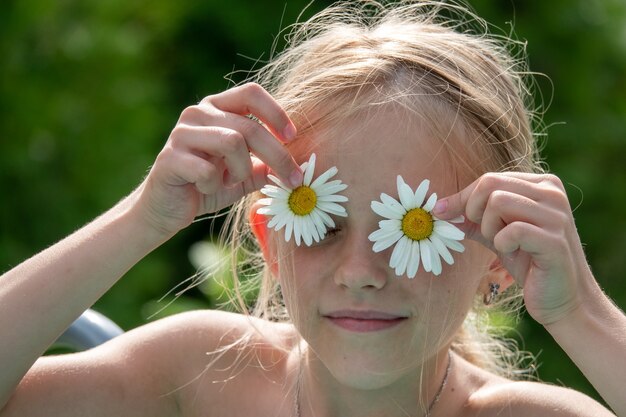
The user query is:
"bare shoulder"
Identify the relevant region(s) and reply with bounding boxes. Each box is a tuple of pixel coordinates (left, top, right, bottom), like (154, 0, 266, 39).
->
(460, 358, 615, 417)
(123, 310, 298, 417)
(5, 310, 296, 417)
(468, 380, 614, 416)
(115, 310, 297, 395)
(116, 309, 297, 360)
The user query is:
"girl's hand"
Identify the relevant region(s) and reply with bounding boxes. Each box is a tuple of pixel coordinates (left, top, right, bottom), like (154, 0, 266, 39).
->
(434, 173, 595, 327)
(135, 83, 302, 239)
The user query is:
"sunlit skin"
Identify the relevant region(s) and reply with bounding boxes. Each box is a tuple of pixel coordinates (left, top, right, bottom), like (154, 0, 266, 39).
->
(272, 106, 496, 416)
(1, 82, 619, 417)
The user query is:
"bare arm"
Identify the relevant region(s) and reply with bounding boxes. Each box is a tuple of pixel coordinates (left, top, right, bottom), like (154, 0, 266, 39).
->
(1, 310, 255, 417)
(0, 192, 164, 408)
(0, 83, 301, 415)
(544, 285, 626, 416)
(435, 173, 622, 415)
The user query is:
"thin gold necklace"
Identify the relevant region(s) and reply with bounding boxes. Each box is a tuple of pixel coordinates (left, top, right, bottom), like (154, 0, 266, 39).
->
(294, 351, 452, 417)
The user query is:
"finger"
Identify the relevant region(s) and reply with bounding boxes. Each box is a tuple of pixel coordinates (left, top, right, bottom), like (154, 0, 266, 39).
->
(205, 82, 297, 142)
(213, 157, 271, 202)
(174, 153, 268, 209)
(223, 113, 302, 188)
(194, 90, 302, 186)
(480, 191, 544, 241)
(165, 152, 222, 196)
(499, 249, 532, 287)
(169, 124, 253, 185)
(446, 217, 498, 255)
(493, 221, 567, 270)
(433, 173, 562, 222)
(176, 105, 302, 187)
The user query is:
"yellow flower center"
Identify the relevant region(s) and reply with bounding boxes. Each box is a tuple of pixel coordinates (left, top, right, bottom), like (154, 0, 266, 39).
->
(402, 208, 434, 241)
(288, 186, 317, 216)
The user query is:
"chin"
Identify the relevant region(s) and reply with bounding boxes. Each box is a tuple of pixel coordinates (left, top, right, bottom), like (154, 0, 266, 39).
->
(327, 362, 411, 390)
(316, 346, 420, 390)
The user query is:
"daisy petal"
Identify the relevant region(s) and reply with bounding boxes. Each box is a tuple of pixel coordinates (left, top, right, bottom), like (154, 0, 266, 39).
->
(256, 207, 271, 216)
(434, 221, 465, 240)
(310, 166, 338, 188)
(285, 217, 294, 242)
(397, 176, 416, 209)
(263, 206, 282, 216)
(406, 241, 420, 279)
(272, 214, 290, 231)
(396, 237, 412, 277)
(316, 180, 348, 196)
(317, 194, 348, 203)
(430, 234, 454, 265)
(380, 192, 403, 205)
(420, 239, 433, 272)
(423, 193, 438, 212)
(370, 201, 394, 219)
(371, 224, 403, 240)
(380, 193, 406, 216)
(414, 179, 430, 207)
(317, 201, 348, 217)
(302, 154, 316, 186)
(273, 208, 293, 229)
(390, 236, 409, 269)
(441, 237, 465, 253)
(378, 219, 402, 231)
(262, 188, 290, 200)
(266, 213, 281, 229)
(293, 216, 303, 246)
(309, 210, 327, 237)
(371, 230, 404, 253)
(267, 174, 291, 190)
(316, 210, 336, 228)
(429, 241, 442, 276)
(302, 219, 313, 246)
(267, 203, 292, 217)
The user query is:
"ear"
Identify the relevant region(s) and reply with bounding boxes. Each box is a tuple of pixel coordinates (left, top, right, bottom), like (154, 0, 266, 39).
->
(249, 201, 278, 277)
(479, 255, 515, 300)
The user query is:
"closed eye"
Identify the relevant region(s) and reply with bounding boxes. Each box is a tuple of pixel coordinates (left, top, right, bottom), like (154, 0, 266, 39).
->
(307, 227, 341, 248)
(325, 227, 341, 237)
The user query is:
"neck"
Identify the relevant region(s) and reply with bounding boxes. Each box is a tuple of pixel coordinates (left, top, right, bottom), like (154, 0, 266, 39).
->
(293, 345, 452, 417)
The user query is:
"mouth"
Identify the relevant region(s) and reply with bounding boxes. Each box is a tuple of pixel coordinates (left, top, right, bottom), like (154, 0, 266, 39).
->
(323, 310, 409, 333)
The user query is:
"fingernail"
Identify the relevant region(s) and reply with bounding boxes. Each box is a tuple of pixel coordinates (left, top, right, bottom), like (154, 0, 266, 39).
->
(283, 123, 297, 141)
(289, 168, 303, 187)
(433, 199, 448, 215)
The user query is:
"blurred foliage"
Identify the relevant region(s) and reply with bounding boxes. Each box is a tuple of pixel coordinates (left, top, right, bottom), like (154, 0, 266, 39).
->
(1, 0, 625, 405)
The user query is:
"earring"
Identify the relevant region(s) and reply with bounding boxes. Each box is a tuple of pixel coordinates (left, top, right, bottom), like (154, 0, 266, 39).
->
(483, 283, 500, 306)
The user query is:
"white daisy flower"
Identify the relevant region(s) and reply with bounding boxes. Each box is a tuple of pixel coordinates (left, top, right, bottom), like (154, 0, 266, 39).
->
(257, 153, 348, 246)
(368, 175, 465, 278)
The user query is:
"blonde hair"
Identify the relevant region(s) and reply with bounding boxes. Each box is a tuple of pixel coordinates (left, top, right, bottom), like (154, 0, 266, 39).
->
(221, 0, 543, 380)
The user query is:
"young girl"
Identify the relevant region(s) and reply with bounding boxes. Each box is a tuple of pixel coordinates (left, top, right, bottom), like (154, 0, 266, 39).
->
(1, 1, 624, 416)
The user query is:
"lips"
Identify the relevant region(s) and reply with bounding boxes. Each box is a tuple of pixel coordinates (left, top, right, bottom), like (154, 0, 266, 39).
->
(323, 310, 408, 332)
(325, 310, 407, 320)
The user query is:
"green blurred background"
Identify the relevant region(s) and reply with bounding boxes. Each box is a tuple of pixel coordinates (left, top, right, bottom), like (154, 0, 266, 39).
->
(1, 0, 625, 406)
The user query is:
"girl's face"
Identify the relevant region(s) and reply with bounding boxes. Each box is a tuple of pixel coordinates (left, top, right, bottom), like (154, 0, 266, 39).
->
(275, 106, 493, 389)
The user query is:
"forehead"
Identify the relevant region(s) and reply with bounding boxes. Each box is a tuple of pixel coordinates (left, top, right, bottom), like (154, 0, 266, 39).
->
(290, 105, 468, 203)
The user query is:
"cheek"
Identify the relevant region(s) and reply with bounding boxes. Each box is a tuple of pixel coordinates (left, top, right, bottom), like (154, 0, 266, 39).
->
(275, 245, 325, 324)
(414, 242, 491, 326)
(446, 240, 492, 286)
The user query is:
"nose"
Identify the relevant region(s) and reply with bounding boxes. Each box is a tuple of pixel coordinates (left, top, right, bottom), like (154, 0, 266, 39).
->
(333, 232, 389, 291)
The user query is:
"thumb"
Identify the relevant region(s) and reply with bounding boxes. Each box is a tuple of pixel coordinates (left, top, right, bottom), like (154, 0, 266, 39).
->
(432, 185, 472, 220)
(432, 183, 495, 252)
